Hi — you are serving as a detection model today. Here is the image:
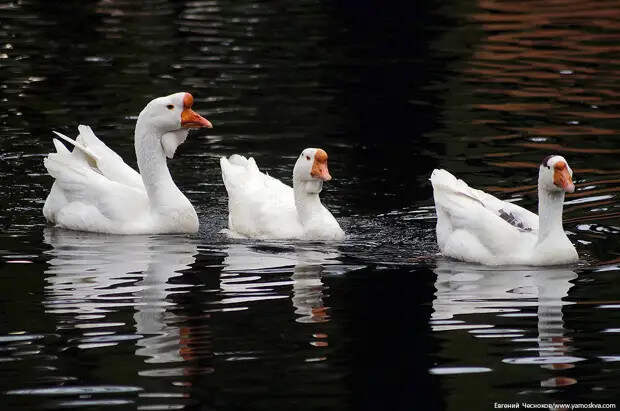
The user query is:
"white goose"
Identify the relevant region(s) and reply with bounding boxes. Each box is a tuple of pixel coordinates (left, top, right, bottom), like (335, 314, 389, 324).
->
(43, 92, 212, 234)
(430, 155, 579, 266)
(220, 148, 345, 240)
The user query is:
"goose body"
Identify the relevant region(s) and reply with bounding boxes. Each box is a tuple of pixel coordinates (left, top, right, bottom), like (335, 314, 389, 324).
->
(220, 148, 344, 240)
(43, 92, 212, 234)
(430, 155, 578, 266)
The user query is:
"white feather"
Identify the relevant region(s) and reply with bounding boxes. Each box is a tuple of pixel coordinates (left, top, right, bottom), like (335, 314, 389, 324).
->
(431, 167, 578, 266)
(43, 92, 204, 234)
(220, 150, 344, 240)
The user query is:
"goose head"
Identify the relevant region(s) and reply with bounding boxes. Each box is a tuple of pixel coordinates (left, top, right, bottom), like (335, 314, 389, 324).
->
(539, 155, 575, 193)
(138, 92, 212, 158)
(293, 148, 332, 194)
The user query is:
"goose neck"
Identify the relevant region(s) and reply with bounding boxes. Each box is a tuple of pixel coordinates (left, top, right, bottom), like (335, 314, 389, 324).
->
(537, 185, 566, 242)
(293, 179, 323, 223)
(135, 119, 184, 208)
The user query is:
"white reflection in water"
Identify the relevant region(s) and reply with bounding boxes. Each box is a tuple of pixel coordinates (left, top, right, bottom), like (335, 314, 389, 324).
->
(222, 243, 341, 272)
(132, 243, 196, 364)
(432, 260, 578, 385)
(221, 243, 342, 323)
(43, 229, 197, 363)
(291, 265, 328, 323)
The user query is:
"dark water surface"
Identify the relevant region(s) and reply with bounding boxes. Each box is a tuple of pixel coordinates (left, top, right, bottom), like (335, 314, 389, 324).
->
(1, 0, 619, 410)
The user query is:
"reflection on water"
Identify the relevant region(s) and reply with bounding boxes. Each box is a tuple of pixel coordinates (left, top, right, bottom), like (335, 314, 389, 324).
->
(431, 260, 582, 396)
(44, 229, 198, 360)
(292, 265, 328, 324)
(221, 243, 353, 323)
(20, 230, 204, 408)
(432, 261, 576, 325)
(12, 233, 355, 408)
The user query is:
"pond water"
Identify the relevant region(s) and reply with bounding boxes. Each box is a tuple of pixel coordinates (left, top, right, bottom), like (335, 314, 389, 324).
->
(1, 0, 619, 410)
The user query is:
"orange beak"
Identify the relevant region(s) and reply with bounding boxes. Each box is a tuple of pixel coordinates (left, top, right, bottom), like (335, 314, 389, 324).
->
(553, 161, 574, 193)
(310, 149, 332, 181)
(180, 93, 213, 129)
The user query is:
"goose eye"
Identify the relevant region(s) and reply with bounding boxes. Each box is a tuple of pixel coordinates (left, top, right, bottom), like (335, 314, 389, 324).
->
(305, 155, 311, 160)
(166, 104, 174, 110)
